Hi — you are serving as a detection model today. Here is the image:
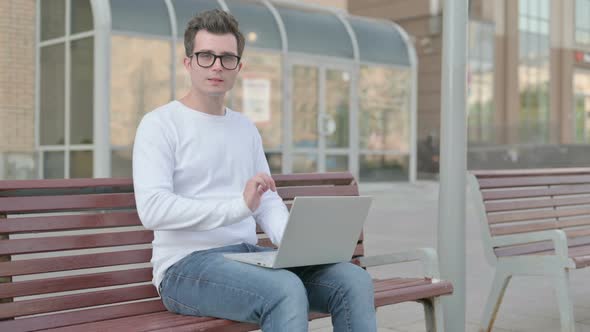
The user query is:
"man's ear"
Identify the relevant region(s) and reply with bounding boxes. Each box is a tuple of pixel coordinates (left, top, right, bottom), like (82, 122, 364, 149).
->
(183, 57, 191, 70)
(237, 62, 243, 72)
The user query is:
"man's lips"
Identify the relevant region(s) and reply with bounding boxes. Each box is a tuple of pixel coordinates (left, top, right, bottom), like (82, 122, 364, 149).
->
(207, 78, 224, 82)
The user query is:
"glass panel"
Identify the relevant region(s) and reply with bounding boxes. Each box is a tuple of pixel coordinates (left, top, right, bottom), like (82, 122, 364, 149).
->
(325, 69, 349, 148)
(70, 151, 93, 178)
(349, 17, 410, 66)
(40, 44, 65, 146)
(292, 153, 317, 173)
(359, 154, 408, 182)
(173, 0, 222, 37)
(71, 0, 93, 34)
(292, 66, 318, 148)
(574, 95, 586, 142)
(359, 66, 410, 152)
(234, 51, 282, 149)
(226, 0, 282, 50)
(43, 151, 65, 179)
(277, 6, 353, 58)
(41, 0, 65, 40)
(2, 153, 37, 180)
(70, 37, 94, 144)
(265, 152, 282, 174)
(111, 36, 171, 146)
(111, 0, 171, 36)
(326, 155, 348, 172)
(111, 149, 133, 177)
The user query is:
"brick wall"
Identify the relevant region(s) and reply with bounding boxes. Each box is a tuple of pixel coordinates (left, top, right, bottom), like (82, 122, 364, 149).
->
(0, 0, 36, 178)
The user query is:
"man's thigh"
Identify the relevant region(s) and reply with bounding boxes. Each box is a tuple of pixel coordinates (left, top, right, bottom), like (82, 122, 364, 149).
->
(159, 243, 303, 323)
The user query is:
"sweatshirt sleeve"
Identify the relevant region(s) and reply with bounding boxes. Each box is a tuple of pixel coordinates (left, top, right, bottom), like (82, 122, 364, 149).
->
(251, 132, 289, 245)
(132, 113, 252, 231)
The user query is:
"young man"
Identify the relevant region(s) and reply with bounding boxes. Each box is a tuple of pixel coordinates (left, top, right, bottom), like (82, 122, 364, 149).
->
(132, 9, 377, 332)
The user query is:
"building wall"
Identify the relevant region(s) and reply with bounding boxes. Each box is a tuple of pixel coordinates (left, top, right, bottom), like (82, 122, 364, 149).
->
(0, 0, 35, 152)
(0, 0, 36, 179)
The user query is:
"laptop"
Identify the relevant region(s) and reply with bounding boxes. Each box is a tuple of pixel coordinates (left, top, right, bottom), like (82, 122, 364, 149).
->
(223, 196, 372, 268)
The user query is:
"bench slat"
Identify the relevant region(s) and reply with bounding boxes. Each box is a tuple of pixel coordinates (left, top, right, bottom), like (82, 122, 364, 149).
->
(482, 184, 590, 200)
(0, 193, 136, 214)
(488, 207, 590, 224)
(484, 196, 590, 212)
(0, 299, 166, 332)
(0, 284, 157, 319)
(0, 212, 141, 234)
(477, 175, 590, 189)
(277, 185, 359, 200)
(0, 249, 152, 277)
(490, 218, 590, 236)
(471, 168, 590, 178)
(0, 178, 134, 191)
(0, 230, 153, 255)
(494, 236, 590, 257)
(273, 172, 354, 187)
(31, 278, 452, 332)
(0, 267, 152, 298)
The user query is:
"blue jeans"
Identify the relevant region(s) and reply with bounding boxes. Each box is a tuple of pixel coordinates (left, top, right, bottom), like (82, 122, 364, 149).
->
(159, 243, 377, 332)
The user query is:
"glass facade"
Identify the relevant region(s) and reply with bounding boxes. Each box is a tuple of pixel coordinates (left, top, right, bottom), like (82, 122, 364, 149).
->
(29, 0, 417, 182)
(467, 21, 495, 144)
(518, 0, 550, 144)
(576, 0, 590, 46)
(38, 0, 95, 179)
(574, 70, 590, 143)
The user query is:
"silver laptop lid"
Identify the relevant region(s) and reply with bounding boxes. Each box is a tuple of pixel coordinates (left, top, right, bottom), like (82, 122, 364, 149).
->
(272, 196, 372, 268)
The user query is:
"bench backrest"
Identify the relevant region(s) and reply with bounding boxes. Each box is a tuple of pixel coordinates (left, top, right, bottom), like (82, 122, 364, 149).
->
(0, 172, 361, 330)
(469, 168, 590, 264)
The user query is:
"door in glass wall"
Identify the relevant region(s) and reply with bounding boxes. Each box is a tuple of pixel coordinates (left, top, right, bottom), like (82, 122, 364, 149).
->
(290, 64, 351, 173)
(574, 70, 590, 143)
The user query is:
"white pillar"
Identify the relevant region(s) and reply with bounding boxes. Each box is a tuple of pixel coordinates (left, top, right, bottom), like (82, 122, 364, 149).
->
(437, 0, 468, 330)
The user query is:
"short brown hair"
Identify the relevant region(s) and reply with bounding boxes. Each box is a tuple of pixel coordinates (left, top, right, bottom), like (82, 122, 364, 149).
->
(184, 9, 245, 57)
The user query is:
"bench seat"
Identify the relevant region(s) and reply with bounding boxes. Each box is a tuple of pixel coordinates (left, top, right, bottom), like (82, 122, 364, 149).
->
(0, 172, 452, 331)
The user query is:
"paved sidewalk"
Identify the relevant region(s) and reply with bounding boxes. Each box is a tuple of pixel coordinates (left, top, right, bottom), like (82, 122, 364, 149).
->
(306, 181, 590, 332)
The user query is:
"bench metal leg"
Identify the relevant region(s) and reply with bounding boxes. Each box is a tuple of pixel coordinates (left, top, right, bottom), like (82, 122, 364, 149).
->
(421, 297, 444, 332)
(554, 269, 575, 332)
(479, 268, 511, 332)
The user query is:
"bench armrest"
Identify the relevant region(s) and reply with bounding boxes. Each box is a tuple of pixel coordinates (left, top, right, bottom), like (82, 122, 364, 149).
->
(356, 248, 441, 280)
(491, 229, 569, 258)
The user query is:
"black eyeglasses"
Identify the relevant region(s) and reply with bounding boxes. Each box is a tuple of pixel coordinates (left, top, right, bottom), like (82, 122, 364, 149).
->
(190, 52, 241, 70)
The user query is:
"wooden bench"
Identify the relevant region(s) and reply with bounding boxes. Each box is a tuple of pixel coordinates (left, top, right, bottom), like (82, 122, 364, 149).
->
(0, 172, 452, 332)
(469, 168, 590, 332)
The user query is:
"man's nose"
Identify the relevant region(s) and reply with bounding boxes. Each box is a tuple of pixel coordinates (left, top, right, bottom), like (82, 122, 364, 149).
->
(211, 57, 223, 70)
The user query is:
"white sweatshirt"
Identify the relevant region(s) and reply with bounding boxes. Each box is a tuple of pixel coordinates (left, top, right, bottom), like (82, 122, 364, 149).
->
(132, 100, 289, 290)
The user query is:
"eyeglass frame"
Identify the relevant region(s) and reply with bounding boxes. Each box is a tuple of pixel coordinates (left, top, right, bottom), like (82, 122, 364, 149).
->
(189, 51, 242, 70)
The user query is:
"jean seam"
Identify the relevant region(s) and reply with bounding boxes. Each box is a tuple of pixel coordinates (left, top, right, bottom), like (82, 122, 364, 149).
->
(304, 281, 352, 332)
(163, 295, 201, 316)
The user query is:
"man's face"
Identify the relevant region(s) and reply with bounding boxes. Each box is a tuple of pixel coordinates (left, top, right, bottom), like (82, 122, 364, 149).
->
(184, 30, 242, 97)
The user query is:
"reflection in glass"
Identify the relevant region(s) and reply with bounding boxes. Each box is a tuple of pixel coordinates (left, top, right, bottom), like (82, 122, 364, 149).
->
(277, 6, 353, 58)
(326, 155, 348, 172)
(43, 151, 65, 179)
(226, 0, 282, 50)
(574, 71, 590, 143)
(111, 36, 171, 146)
(576, 0, 590, 45)
(71, 0, 93, 34)
(518, 0, 550, 143)
(359, 66, 410, 152)
(70, 151, 93, 178)
(292, 154, 317, 173)
(265, 152, 282, 174)
(111, 149, 133, 177)
(359, 154, 408, 182)
(292, 66, 318, 148)
(41, 0, 65, 41)
(111, 0, 170, 36)
(71, 37, 94, 144)
(348, 17, 409, 66)
(468, 21, 495, 144)
(234, 51, 282, 149)
(325, 70, 349, 148)
(40, 44, 65, 146)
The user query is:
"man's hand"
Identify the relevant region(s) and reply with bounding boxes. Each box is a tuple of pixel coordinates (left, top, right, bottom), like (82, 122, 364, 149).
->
(243, 173, 277, 212)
